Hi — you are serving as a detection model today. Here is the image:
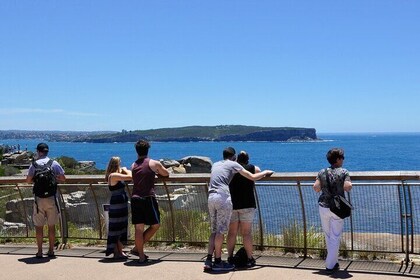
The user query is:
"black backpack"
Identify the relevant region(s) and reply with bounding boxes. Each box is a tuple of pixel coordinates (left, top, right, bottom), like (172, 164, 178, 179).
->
(32, 159, 57, 198)
(232, 247, 248, 268)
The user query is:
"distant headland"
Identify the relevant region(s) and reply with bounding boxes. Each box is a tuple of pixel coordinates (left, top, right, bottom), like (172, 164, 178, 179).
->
(0, 125, 318, 142)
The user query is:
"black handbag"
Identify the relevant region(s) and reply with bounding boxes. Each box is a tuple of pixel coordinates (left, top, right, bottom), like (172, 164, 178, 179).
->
(325, 168, 353, 219)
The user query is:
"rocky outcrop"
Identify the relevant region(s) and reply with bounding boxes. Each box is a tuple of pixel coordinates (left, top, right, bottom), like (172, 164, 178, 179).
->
(157, 185, 208, 212)
(1, 151, 32, 166)
(178, 156, 212, 173)
(217, 128, 317, 141)
(161, 156, 212, 174)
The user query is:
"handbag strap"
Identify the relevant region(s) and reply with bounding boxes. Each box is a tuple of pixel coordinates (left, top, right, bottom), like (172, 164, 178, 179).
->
(325, 168, 337, 196)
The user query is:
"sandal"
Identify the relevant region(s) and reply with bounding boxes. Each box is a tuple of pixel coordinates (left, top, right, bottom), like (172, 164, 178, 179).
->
(35, 252, 43, 259)
(113, 253, 128, 260)
(138, 258, 148, 264)
(130, 249, 139, 256)
(130, 249, 148, 260)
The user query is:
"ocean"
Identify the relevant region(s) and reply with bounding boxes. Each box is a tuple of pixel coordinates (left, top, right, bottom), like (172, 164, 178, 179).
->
(2, 133, 420, 172)
(2, 133, 420, 234)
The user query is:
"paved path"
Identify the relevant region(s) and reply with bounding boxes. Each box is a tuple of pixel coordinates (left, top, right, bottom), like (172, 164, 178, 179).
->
(1, 246, 418, 280)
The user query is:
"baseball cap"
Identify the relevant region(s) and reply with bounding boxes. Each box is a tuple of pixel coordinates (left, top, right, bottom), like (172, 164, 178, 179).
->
(36, 143, 49, 152)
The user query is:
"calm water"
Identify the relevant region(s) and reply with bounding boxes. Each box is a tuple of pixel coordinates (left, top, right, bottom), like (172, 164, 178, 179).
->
(2, 133, 420, 171)
(2, 133, 420, 234)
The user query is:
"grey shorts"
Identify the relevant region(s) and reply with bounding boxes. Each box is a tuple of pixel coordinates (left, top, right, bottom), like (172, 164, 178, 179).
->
(230, 208, 256, 223)
(33, 196, 60, 227)
(208, 192, 232, 234)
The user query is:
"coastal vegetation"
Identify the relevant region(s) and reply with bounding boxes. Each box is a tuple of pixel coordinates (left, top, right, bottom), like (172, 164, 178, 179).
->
(75, 125, 318, 143)
(0, 125, 318, 143)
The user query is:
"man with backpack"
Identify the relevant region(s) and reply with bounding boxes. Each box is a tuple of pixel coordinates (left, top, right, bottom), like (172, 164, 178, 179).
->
(26, 143, 66, 258)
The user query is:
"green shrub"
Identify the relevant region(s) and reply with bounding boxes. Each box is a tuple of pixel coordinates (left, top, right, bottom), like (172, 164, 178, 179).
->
(281, 220, 324, 256)
(155, 209, 209, 243)
(57, 156, 78, 169)
(0, 165, 20, 176)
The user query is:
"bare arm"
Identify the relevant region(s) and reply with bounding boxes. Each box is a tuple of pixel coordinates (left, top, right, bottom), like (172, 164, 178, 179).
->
(108, 172, 132, 186)
(151, 160, 169, 177)
(313, 179, 321, 193)
(26, 175, 33, 184)
(56, 174, 66, 183)
(344, 180, 352, 192)
(238, 169, 273, 181)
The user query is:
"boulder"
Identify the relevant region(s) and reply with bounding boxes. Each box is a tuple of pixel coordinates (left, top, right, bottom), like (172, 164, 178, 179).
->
(179, 156, 212, 173)
(160, 159, 180, 168)
(157, 185, 208, 212)
(5, 197, 33, 225)
(168, 165, 187, 174)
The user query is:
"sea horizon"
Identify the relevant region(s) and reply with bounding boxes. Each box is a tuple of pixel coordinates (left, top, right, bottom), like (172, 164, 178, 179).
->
(1, 133, 420, 172)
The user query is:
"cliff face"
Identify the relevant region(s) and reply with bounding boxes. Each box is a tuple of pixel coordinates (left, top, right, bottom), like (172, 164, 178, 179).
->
(217, 128, 317, 141)
(76, 126, 318, 142)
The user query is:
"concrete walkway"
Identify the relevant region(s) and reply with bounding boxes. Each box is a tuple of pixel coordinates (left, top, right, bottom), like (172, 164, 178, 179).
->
(1, 245, 419, 280)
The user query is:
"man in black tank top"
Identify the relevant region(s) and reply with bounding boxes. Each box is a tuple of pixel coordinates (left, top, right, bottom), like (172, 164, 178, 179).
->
(226, 151, 260, 268)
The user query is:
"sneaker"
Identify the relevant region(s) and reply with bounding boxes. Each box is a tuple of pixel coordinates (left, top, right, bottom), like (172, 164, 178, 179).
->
(203, 259, 213, 271)
(246, 257, 256, 268)
(325, 263, 339, 274)
(227, 256, 234, 265)
(212, 261, 235, 271)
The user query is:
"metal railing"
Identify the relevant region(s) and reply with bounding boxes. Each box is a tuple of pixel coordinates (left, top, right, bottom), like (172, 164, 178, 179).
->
(1, 171, 419, 263)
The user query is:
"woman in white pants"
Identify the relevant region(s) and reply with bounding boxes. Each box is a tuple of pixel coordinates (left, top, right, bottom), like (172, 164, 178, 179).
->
(313, 148, 352, 274)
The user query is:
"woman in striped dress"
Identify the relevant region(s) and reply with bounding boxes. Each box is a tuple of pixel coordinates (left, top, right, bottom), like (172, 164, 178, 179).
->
(105, 156, 132, 258)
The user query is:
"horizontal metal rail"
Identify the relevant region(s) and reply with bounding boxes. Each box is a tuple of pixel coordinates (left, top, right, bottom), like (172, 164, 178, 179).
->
(1, 171, 419, 263)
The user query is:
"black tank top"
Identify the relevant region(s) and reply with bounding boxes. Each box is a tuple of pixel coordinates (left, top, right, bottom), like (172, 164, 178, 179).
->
(108, 180, 126, 192)
(229, 164, 256, 210)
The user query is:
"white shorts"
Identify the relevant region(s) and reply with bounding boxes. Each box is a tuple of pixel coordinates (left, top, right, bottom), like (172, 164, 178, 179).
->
(208, 192, 232, 234)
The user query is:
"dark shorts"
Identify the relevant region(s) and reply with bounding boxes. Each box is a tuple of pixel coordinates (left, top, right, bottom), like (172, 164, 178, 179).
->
(131, 196, 160, 225)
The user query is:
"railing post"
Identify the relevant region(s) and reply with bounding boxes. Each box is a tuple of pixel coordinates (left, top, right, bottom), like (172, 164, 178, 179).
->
(15, 184, 30, 238)
(162, 180, 176, 243)
(254, 184, 264, 250)
(348, 192, 354, 251)
(296, 181, 307, 258)
(57, 185, 68, 245)
(401, 180, 413, 266)
(89, 183, 102, 239)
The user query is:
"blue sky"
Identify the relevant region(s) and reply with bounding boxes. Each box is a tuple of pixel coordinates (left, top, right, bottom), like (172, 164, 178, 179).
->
(1, 1, 419, 133)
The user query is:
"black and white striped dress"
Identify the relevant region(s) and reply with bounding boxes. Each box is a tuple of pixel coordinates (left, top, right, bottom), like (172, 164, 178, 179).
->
(105, 181, 128, 256)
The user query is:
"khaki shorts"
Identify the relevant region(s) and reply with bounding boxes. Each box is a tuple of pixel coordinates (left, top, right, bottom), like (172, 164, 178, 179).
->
(230, 208, 256, 223)
(33, 196, 60, 227)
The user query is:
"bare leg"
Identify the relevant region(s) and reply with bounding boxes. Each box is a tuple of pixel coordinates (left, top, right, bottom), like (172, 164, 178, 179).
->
(143, 224, 160, 243)
(227, 221, 239, 257)
(134, 224, 146, 260)
(214, 233, 224, 259)
(135, 223, 160, 261)
(35, 226, 44, 255)
(240, 222, 253, 258)
(47, 225, 55, 253)
(207, 232, 216, 256)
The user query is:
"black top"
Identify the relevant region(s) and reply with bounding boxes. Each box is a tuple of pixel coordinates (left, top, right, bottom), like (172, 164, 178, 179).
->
(108, 181, 126, 192)
(229, 164, 256, 210)
(317, 167, 350, 208)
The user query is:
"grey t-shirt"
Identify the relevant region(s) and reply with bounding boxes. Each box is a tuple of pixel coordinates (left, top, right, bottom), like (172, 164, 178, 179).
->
(27, 156, 65, 177)
(209, 160, 244, 195)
